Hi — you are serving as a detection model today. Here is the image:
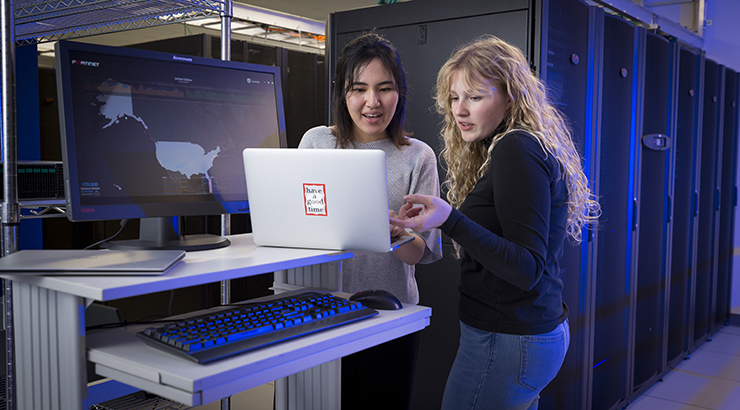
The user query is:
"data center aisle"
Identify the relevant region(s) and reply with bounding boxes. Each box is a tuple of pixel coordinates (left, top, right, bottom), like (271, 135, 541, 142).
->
(627, 322, 740, 410)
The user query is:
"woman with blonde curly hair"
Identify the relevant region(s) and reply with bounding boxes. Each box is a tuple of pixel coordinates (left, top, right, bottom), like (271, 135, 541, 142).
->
(390, 35, 599, 410)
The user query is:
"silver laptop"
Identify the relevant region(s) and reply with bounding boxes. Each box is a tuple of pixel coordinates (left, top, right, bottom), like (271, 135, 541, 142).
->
(243, 148, 411, 253)
(0, 249, 185, 275)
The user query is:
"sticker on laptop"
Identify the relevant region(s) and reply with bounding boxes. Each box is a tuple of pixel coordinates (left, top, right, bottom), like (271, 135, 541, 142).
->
(304, 183, 327, 216)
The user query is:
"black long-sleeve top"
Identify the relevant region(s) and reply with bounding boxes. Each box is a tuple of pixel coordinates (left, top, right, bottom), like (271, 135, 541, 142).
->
(439, 131, 569, 335)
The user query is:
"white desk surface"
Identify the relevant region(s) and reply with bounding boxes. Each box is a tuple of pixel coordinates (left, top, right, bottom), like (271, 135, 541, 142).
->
(87, 303, 431, 406)
(0, 234, 352, 301)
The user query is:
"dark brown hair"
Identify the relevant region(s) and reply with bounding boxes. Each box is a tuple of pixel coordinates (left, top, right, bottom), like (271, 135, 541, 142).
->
(332, 32, 410, 148)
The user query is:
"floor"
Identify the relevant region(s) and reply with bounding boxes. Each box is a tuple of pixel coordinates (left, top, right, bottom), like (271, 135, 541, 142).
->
(626, 323, 740, 410)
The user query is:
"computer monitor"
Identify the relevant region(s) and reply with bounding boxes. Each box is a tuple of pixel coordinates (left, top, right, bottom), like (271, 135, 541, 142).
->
(55, 40, 287, 250)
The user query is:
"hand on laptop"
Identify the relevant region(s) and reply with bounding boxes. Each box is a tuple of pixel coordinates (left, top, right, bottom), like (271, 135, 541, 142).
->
(389, 208, 426, 265)
(390, 221, 406, 239)
(390, 194, 452, 233)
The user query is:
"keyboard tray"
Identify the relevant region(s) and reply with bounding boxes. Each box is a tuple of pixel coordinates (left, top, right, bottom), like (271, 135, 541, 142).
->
(136, 291, 378, 364)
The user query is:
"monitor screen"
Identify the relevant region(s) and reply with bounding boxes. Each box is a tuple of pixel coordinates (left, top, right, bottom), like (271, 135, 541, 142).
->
(55, 40, 287, 250)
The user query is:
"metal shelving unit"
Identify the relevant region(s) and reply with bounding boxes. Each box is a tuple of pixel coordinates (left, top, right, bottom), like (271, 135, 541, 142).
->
(14, 0, 225, 45)
(2, 2, 233, 409)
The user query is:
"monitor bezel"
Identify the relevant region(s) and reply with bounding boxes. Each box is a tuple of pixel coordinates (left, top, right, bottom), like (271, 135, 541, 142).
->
(55, 40, 288, 225)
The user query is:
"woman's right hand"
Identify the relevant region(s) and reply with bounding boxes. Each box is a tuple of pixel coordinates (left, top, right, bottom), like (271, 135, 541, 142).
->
(390, 194, 452, 233)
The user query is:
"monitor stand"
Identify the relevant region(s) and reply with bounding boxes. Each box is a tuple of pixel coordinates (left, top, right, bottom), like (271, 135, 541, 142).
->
(102, 217, 231, 251)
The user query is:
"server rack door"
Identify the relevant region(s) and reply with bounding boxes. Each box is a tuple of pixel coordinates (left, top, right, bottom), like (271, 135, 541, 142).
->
(537, 0, 594, 409)
(281, 49, 326, 148)
(329, 3, 537, 409)
(667, 47, 702, 366)
(591, 14, 640, 410)
(693, 58, 723, 347)
(715, 67, 738, 330)
(335, 15, 531, 410)
(632, 31, 676, 393)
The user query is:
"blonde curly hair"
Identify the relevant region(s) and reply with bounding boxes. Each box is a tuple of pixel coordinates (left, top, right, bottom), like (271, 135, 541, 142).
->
(435, 35, 600, 243)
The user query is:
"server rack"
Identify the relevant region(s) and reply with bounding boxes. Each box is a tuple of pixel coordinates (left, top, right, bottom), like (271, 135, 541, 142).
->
(590, 13, 641, 410)
(693, 58, 723, 348)
(632, 31, 678, 395)
(538, 0, 597, 409)
(667, 46, 703, 368)
(328, 1, 545, 408)
(714, 67, 739, 331)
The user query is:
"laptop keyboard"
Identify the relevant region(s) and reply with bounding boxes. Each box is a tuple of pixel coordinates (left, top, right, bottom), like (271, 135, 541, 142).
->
(136, 291, 378, 363)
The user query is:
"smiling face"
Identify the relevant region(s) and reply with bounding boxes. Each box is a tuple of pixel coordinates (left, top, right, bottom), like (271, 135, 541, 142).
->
(344, 58, 400, 143)
(449, 71, 512, 143)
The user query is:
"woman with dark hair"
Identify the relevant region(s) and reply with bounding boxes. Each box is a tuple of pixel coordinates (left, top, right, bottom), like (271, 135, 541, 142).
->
(328, 33, 409, 149)
(391, 35, 600, 410)
(299, 32, 442, 409)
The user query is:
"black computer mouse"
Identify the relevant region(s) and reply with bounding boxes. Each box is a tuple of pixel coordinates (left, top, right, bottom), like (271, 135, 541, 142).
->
(349, 289, 403, 310)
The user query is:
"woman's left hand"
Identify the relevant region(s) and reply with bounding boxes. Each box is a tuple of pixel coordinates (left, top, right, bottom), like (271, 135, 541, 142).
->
(388, 209, 425, 265)
(389, 217, 407, 239)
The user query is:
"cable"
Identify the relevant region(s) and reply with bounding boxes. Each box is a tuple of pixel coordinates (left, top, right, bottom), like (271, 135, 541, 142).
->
(83, 219, 131, 250)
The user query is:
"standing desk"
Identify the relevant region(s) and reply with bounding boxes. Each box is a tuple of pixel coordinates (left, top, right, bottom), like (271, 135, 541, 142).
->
(2, 234, 432, 409)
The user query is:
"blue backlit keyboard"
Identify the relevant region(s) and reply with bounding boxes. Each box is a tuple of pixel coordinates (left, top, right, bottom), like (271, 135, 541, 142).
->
(136, 291, 378, 364)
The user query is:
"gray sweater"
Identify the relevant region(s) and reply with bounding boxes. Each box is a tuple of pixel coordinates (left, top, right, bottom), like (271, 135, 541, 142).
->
(299, 126, 443, 304)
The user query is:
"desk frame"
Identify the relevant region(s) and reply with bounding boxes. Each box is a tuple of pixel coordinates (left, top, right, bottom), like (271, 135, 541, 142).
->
(4, 234, 431, 409)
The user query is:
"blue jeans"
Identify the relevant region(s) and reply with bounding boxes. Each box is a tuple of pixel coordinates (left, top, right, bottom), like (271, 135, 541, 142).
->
(441, 319, 570, 410)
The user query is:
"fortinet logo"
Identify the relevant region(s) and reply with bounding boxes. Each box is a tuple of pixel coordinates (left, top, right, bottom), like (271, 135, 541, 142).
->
(173, 55, 193, 62)
(71, 59, 99, 67)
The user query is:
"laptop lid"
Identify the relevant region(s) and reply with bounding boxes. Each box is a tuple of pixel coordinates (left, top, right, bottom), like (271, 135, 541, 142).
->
(0, 249, 185, 275)
(243, 148, 406, 253)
